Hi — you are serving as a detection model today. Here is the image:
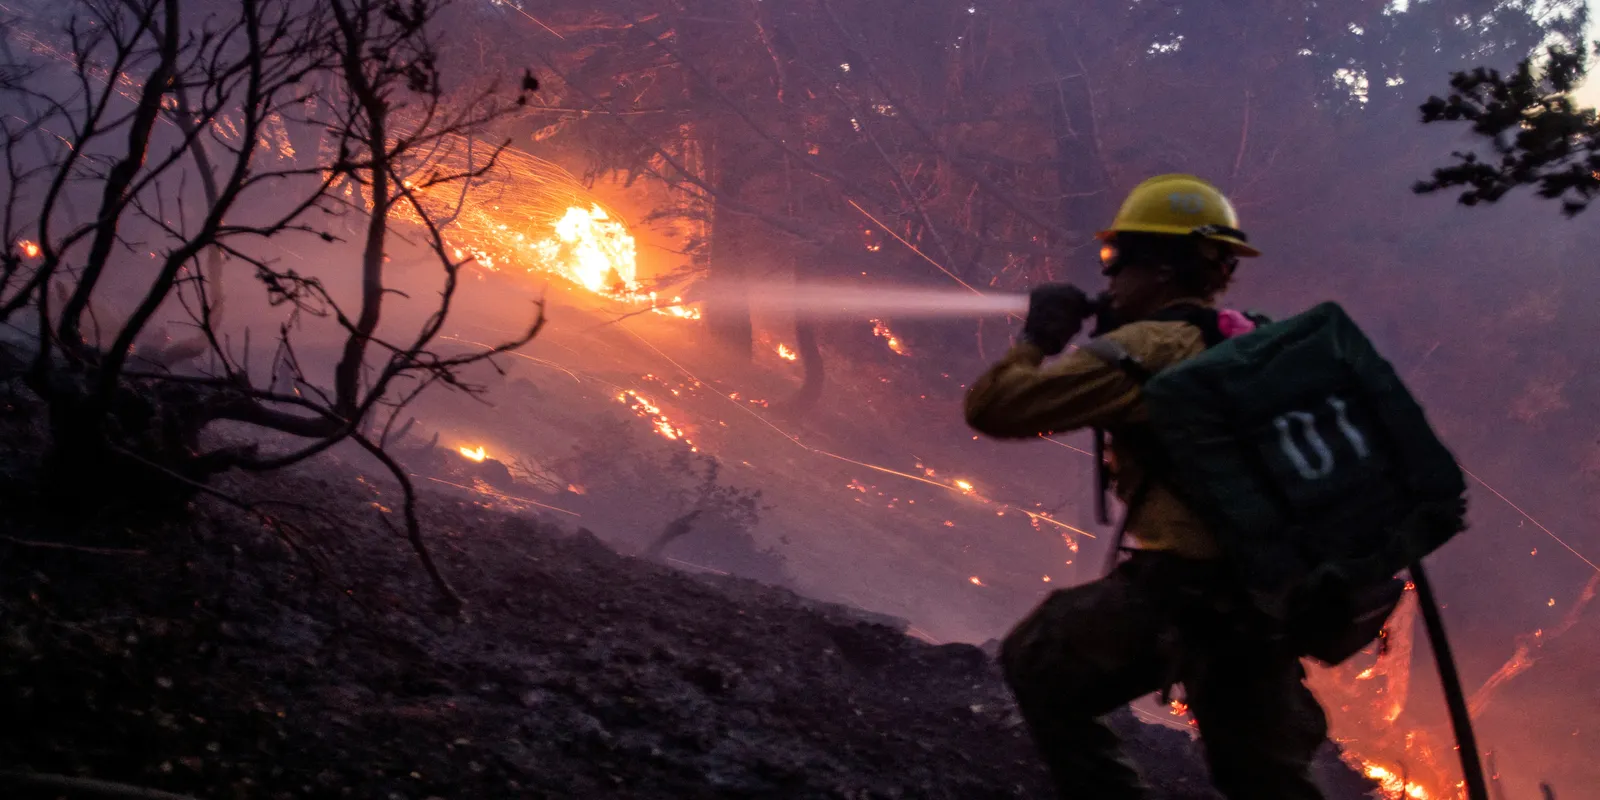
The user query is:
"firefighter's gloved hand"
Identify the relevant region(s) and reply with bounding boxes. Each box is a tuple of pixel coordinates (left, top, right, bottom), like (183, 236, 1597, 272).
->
(1021, 283, 1093, 356)
(1089, 293, 1120, 338)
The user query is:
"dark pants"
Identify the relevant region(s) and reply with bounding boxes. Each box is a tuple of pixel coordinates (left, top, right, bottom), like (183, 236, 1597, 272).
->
(1000, 552, 1328, 800)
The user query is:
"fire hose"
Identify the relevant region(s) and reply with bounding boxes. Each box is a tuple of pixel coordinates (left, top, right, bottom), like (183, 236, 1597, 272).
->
(1411, 562, 1490, 800)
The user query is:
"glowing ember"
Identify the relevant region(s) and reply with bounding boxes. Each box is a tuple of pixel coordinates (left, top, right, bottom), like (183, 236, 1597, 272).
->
(775, 343, 798, 361)
(968, 576, 984, 586)
(618, 390, 695, 449)
(870, 318, 909, 355)
(954, 479, 976, 493)
(17, 239, 39, 258)
(458, 445, 487, 462)
(1168, 698, 1190, 716)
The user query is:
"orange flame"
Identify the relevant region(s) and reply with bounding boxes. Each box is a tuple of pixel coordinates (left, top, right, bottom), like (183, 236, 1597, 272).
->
(659, 298, 703, 319)
(17, 239, 39, 258)
(1361, 762, 1433, 800)
(775, 343, 798, 361)
(383, 144, 703, 319)
(458, 445, 487, 462)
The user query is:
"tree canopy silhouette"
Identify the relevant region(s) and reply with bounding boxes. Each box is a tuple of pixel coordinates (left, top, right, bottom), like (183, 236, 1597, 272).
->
(1416, 43, 1600, 215)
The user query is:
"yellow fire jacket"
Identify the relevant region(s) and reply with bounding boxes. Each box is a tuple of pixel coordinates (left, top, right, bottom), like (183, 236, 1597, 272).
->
(964, 316, 1220, 559)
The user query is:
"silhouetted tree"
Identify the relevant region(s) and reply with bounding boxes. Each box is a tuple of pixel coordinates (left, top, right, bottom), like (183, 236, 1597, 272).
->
(0, 0, 544, 606)
(1416, 44, 1600, 215)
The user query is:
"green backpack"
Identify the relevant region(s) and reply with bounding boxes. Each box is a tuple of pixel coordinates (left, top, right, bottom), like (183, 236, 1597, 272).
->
(1091, 302, 1467, 662)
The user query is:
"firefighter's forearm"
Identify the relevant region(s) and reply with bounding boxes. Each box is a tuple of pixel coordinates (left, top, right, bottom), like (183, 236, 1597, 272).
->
(965, 344, 1139, 437)
(964, 343, 1060, 438)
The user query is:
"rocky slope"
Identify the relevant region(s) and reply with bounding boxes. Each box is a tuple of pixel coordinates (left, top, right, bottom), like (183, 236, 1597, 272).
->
(0, 408, 1377, 799)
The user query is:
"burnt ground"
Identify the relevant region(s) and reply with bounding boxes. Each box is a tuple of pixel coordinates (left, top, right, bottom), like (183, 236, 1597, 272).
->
(0, 406, 1379, 799)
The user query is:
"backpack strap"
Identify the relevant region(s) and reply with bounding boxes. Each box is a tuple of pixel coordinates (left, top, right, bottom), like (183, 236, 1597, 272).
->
(1083, 336, 1149, 529)
(1085, 302, 1226, 365)
(1145, 303, 1226, 347)
(1080, 337, 1151, 384)
(1082, 337, 1149, 526)
(1083, 306, 1218, 571)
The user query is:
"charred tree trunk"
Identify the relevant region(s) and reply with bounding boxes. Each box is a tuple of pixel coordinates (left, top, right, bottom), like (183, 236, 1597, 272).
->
(776, 317, 825, 415)
(693, 77, 754, 360)
(701, 156, 754, 360)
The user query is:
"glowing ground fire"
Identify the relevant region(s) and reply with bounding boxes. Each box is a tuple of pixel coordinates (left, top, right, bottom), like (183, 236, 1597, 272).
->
(458, 445, 487, 462)
(618, 390, 697, 452)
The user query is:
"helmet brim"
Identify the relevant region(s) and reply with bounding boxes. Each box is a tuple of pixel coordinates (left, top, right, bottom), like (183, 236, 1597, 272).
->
(1096, 225, 1262, 258)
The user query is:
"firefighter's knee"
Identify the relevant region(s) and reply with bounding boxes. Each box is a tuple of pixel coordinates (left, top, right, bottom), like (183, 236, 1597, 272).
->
(999, 625, 1066, 707)
(997, 626, 1031, 692)
(999, 612, 1085, 707)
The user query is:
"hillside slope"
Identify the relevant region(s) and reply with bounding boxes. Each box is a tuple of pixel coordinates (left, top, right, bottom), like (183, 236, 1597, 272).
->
(0, 410, 1377, 799)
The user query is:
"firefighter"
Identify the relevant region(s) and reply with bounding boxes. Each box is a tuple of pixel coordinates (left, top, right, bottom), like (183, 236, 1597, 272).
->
(964, 175, 1329, 800)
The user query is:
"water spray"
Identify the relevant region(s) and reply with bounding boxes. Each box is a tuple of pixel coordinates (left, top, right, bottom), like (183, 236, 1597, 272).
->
(687, 282, 1030, 320)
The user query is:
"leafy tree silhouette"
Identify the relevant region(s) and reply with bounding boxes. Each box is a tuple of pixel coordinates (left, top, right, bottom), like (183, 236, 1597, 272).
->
(1417, 44, 1600, 216)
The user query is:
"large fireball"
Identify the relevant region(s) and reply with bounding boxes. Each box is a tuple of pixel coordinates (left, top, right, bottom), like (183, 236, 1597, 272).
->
(543, 204, 638, 293)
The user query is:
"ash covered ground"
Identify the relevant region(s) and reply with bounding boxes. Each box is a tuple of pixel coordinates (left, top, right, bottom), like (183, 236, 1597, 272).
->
(0, 403, 1380, 799)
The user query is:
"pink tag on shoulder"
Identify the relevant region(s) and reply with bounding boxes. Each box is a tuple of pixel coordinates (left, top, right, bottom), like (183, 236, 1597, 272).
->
(1217, 309, 1256, 339)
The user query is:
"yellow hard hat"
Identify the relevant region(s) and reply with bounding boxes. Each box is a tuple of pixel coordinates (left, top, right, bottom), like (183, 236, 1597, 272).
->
(1096, 174, 1260, 257)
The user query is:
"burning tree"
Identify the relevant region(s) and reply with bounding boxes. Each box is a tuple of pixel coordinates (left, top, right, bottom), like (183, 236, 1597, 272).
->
(0, 0, 542, 606)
